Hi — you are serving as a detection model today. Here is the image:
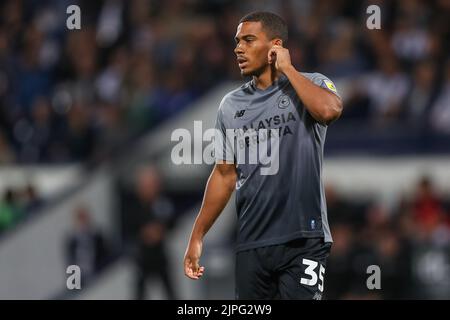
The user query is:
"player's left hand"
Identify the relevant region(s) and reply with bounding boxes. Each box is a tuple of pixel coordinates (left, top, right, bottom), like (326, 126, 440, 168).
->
(268, 45, 292, 74)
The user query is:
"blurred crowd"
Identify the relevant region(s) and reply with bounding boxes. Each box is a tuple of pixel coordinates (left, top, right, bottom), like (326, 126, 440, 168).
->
(325, 176, 450, 299)
(0, 0, 449, 165)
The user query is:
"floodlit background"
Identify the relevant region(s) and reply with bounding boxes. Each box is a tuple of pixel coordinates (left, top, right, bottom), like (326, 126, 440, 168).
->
(0, 0, 449, 299)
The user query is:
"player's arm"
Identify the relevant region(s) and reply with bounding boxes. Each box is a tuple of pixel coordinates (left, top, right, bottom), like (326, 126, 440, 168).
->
(269, 45, 343, 125)
(184, 162, 237, 280)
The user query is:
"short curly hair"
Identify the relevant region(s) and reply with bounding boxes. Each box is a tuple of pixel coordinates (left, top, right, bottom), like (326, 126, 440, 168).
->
(239, 11, 288, 44)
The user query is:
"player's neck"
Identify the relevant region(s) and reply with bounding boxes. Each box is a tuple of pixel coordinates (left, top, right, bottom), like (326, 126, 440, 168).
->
(253, 65, 282, 90)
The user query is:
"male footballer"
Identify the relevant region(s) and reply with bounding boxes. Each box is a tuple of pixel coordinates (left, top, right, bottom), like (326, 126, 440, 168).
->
(184, 11, 343, 300)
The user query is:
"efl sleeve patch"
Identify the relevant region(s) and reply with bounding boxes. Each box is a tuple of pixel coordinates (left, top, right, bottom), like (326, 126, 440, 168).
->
(323, 79, 337, 94)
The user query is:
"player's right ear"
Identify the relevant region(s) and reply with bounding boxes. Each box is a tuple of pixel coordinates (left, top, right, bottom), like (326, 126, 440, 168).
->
(273, 39, 283, 47)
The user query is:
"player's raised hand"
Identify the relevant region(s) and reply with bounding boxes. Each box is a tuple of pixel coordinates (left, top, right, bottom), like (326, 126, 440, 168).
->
(268, 45, 292, 74)
(184, 239, 205, 280)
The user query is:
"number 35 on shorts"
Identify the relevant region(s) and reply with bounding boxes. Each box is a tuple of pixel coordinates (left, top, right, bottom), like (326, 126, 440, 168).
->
(300, 258, 326, 292)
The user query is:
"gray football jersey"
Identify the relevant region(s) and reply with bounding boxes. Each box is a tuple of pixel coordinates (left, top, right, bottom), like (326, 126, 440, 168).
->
(214, 72, 339, 252)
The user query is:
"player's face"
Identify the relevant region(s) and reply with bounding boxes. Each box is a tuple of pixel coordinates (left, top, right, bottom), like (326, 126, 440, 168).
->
(234, 21, 273, 77)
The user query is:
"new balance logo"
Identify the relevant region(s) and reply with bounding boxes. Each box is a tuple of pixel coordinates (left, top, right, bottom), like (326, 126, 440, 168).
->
(234, 110, 246, 118)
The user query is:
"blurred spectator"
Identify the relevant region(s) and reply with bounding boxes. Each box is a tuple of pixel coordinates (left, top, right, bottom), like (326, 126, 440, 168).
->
(410, 239, 450, 299)
(402, 60, 437, 124)
(128, 165, 176, 300)
(64, 104, 96, 162)
(65, 205, 109, 284)
(319, 20, 368, 79)
(358, 56, 409, 123)
(14, 96, 59, 162)
(325, 183, 365, 227)
(430, 60, 450, 134)
(15, 23, 52, 113)
(391, 12, 433, 64)
(123, 51, 158, 134)
(373, 226, 411, 299)
(412, 176, 446, 237)
(0, 188, 24, 233)
(324, 223, 354, 299)
(21, 183, 43, 213)
(92, 103, 128, 162)
(0, 130, 15, 164)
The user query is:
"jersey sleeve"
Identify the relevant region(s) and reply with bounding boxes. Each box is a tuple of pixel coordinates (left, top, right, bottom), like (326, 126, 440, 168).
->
(310, 73, 341, 98)
(214, 99, 235, 163)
